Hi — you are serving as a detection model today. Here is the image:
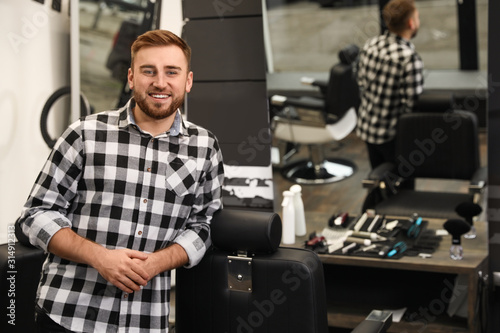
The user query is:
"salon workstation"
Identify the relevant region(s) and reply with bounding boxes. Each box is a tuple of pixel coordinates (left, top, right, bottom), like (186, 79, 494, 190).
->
(0, 0, 499, 332)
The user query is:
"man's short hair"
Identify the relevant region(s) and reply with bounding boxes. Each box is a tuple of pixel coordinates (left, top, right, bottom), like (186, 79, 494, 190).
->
(382, 0, 416, 34)
(131, 29, 192, 70)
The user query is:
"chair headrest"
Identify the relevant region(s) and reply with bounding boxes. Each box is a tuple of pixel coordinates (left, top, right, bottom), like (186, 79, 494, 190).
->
(414, 90, 454, 112)
(211, 209, 282, 254)
(338, 44, 360, 65)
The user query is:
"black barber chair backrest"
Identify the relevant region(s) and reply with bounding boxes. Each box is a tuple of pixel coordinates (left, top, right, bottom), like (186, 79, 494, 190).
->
(338, 44, 360, 66)
(14, 217, 32, 247)
(324, 45, 360, 123)
(211, 209, 282, 255)
(414, 90, 454, 113)
(175, 209, 329, 333)
(0, 241, 45, 332)
(396, 111, 480, 180)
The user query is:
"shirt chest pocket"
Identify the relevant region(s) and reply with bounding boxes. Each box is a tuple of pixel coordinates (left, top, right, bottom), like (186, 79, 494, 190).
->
(165, 157, 198, 197)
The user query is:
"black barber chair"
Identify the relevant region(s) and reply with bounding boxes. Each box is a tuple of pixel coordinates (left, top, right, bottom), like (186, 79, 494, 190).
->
(0, 240, 45, 332)
(362, 110, 487, 219)
(413, 89, 454, 113)
(270, 44, 360, 184)
(175, 209, 392, 333)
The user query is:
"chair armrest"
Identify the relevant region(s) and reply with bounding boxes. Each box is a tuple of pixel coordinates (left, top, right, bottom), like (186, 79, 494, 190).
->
(351, 310, 393, 333)
(270, 94, 287, 106)
(301, 77, 328, 95)
(469, 166, 487, 194)
(362, 162, 397, 189)
(270, 94, 325, 111)
(301, 76, 328, 88)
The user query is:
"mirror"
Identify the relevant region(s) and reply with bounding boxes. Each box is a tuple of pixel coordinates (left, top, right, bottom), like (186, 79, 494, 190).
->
(79, 0, 156, 113)
(266, 0, 488, 217)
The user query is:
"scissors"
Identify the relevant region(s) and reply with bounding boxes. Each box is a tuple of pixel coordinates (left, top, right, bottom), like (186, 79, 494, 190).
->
(386, 241, 407, 258)
(407, 216, 423, 239)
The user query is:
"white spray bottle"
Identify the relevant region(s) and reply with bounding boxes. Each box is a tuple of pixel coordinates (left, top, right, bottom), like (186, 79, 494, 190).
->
(290, 184, 306, 236)
(281, 190, 295, 244)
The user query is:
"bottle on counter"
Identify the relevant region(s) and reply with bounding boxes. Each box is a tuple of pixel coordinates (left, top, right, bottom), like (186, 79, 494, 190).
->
(290, 184, 306, 237)
(281, 190, 296, 244)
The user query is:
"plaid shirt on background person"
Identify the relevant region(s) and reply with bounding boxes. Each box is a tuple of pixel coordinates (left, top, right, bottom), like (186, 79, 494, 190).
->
(18, 98, 224, 332)
(356, 30, 424, 145)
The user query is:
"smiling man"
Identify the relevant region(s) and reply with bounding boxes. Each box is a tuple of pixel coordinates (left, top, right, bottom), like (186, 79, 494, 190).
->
(129, 34, 194, 135)
(18, 30, 224, 333)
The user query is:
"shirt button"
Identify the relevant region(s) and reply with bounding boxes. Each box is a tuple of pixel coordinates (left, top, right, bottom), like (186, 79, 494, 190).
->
(124, 293, 128, 299)
(138, 231, 143, 236)
(143, 199, 148, 203)
(147, 167, 151, 172)
(151, 139, 154, 143)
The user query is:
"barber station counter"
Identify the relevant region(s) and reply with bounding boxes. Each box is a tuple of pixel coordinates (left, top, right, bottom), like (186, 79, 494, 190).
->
(267, 69, 488, 128)
(286, 216, 488, 333)
(266, 69, 487, 96)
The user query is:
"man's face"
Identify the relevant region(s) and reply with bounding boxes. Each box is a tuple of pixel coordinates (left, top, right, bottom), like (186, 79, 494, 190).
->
(128, 45, 193, 120)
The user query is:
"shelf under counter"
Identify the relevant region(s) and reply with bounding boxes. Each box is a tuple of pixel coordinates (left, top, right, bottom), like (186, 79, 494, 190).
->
(327, 303, 469, 333)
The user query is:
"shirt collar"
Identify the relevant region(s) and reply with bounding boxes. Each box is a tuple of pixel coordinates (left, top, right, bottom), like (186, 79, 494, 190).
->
(385, 30, 415, 50)
(119, 98, 186, 137)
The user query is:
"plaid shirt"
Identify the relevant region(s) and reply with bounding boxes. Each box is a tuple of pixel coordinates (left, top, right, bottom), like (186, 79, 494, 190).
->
(19, 99, 224, 332)
(356, 31, 424, 144)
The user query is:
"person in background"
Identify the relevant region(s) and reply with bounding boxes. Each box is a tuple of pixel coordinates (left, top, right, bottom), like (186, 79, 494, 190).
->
(18, 29, 224, 333)
(356, 0, 424, 170)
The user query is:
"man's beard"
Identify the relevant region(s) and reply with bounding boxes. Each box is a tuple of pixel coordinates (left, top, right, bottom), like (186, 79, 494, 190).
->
(411, 28, 419, 39)
(133, 90, 185, 120)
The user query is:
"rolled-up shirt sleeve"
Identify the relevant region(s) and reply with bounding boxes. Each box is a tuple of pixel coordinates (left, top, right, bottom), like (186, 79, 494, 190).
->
(403, 52, 424, 111)
(175, 138, 224, 268)
(18, 121, 83, 251)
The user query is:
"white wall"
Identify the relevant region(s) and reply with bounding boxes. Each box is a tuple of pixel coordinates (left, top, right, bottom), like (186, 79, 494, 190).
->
(0, 0, 186, 244)
(158, 0, 184, 36)
(0, 0, 71, 244)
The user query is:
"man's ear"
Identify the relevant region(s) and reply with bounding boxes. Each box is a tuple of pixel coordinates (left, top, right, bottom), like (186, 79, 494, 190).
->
(408, 11, 418, 31)
(185, 71, 193, 93)
(408, 17, 415, 30)
(127, 68, 134, 90)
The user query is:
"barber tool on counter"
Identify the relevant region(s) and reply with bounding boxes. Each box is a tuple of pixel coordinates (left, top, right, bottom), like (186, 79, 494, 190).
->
(455, 202, 482, 239)
(406, 213, 423, 239)
(443, 219, 471, 260)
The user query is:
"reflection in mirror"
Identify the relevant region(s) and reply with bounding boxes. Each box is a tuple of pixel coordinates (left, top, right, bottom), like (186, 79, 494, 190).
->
(266, 0, 488, 222)
(79, 0, 156, 113)
(266, 0, 487, 71)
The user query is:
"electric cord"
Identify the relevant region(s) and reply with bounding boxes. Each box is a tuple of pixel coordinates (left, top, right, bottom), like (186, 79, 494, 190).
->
(40, 86, 92, 148)
(477, 271, 489, 333)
